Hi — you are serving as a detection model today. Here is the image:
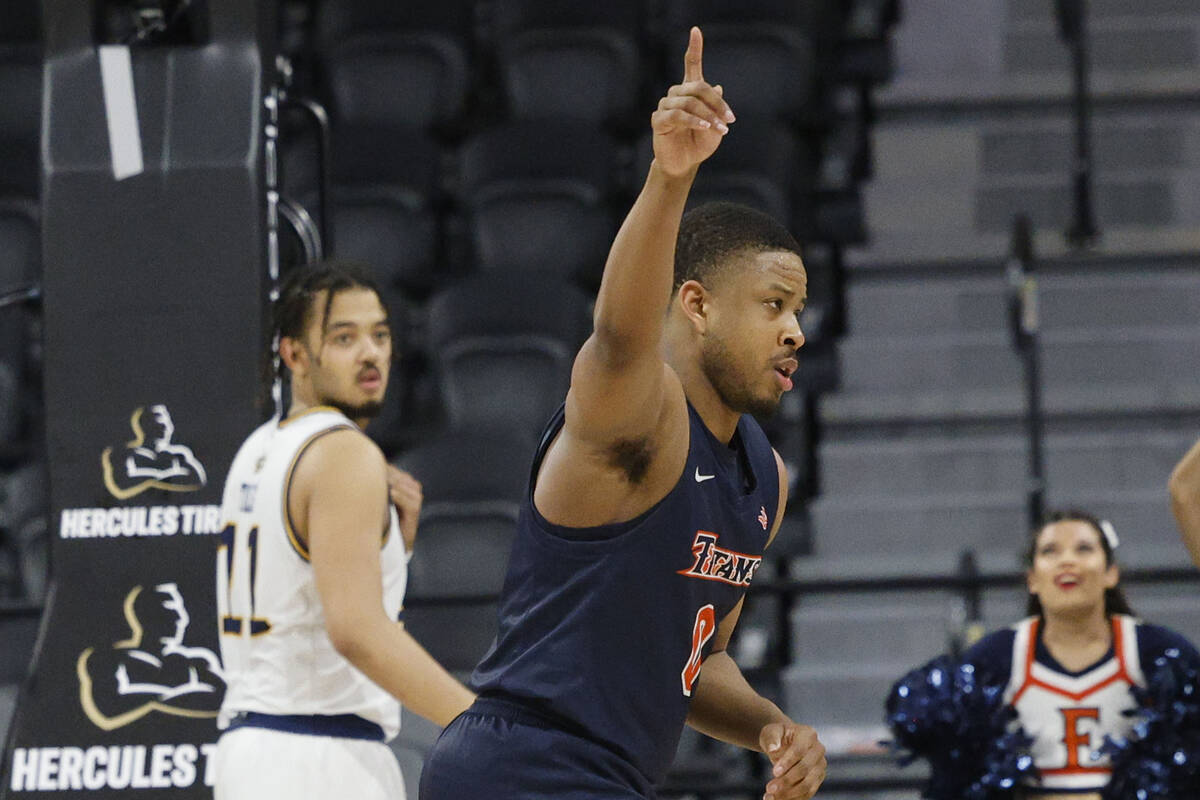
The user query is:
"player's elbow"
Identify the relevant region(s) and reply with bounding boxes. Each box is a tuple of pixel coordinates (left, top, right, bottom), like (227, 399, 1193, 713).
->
(325, 613, 372, 663)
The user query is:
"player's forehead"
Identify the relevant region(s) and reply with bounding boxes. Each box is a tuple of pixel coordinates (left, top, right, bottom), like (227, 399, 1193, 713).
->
(1036, 520, 1101, 548)
(721, 249, 807, 296)
(310, 287, 388, 331)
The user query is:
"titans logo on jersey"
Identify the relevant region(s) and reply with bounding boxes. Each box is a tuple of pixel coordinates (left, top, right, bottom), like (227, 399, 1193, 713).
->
(677, 531, 763, 586)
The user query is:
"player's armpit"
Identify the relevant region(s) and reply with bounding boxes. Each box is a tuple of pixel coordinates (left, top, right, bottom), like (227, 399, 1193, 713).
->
(563, 337, 678, 449)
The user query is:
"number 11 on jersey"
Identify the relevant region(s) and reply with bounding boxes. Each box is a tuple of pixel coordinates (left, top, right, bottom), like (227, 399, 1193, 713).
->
(217, 523, 272, 636)
(681, 604, 717, 697)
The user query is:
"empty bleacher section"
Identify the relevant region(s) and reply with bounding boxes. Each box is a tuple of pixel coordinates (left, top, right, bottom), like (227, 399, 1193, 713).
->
(778, 3, 1200, 794)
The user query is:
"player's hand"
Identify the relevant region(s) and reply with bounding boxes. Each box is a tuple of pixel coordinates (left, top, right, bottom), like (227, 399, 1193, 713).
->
(759, 721, 826, 800)
(652, 26, 735, 178)
(386, 465, 423, 552)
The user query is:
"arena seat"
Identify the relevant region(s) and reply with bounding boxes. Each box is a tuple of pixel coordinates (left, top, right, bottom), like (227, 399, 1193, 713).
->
(329, 190, 441, 296)
(455, 121, 619, 281)
(324, 31, 469, 134)
(330, 124, 442, 200)
(0, 364, 19, 451)
(495, 29, 641, 127)
(464, 186, 615, 289)
(0, 50, 40, 198)
(314, 0, 476, 53)
(425, 273, 591, 443)
(457, 120, 617, 199)
(394, 429, 529, 674)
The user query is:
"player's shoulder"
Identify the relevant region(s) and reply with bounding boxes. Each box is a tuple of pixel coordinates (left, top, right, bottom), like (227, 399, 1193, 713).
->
(1133, 618, 1200, 664)
(300, 424, 382, 466)
(961, 625, 1021, 684)
(288, 422, 386, 497)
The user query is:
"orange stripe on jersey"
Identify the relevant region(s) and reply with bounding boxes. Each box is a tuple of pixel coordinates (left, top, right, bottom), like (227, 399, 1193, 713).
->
(1041, 766, 1111, 776)
(1011, 617, 1133, 704)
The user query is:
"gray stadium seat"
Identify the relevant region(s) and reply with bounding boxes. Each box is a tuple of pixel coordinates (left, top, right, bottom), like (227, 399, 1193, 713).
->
(394, 430, 529, 675)
(425, 273, 592, 443)
(324, 32, 469, 134)
(496, 29, 641, 127)
(314, 0, 475, 54)
(330, 190, 441, 296)
(465, 186, 615, 289)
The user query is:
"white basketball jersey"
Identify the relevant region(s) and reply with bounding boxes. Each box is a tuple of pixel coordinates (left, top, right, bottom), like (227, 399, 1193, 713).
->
(1004, 615, 1144, 793)
(215, 407, 407, 739)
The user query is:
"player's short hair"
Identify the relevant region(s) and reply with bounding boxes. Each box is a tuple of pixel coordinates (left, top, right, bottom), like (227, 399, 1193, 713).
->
(274, 260, 387, 345)
(673, 202, 802, 292)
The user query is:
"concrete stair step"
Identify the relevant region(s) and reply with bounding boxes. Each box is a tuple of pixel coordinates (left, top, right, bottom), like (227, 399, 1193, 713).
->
(845, 267, 1200, 336)
(820, 429, 1197, 497)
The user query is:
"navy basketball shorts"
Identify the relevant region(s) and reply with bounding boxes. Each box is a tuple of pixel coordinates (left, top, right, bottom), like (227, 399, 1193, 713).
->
(419, 697, 657, 800)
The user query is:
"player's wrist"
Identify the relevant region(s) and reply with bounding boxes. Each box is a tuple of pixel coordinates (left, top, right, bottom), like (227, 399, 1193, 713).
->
(648, 158, 700, 183)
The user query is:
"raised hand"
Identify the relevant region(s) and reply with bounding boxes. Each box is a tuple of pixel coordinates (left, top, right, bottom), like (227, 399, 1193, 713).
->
(759, 721, 827, 800)
(386, 465, 423, 552)
(651, 26, 736, 178)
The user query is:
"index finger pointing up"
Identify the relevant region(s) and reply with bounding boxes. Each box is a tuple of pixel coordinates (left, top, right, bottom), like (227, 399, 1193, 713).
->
(683, 26, 703, 83)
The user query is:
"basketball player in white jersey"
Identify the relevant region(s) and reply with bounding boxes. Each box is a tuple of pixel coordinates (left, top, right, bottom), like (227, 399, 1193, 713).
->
(962, 511, 1200, 798)
(1169, 436, 1200, 568)
(212, 262, 475, 800)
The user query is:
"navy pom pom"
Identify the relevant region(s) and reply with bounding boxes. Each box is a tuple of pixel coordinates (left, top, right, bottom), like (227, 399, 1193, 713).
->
(885, 655, 1037, 800)
(1100, 648, 1200, 800)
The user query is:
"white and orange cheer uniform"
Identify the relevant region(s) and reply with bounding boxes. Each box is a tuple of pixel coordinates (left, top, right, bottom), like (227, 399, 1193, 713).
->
(964, 614, 1199, 795)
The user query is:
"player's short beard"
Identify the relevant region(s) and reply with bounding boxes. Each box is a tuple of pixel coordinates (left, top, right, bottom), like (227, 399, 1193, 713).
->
(700, 332, 779, 419)
(326, 399, 384, 420)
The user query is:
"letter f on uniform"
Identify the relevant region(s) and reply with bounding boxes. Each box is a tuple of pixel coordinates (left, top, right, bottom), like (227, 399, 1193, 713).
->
(1060, 707, 1101, 768)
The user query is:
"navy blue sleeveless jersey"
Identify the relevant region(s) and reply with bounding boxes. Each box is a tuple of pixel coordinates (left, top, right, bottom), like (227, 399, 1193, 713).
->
(471, 402, 780, 786)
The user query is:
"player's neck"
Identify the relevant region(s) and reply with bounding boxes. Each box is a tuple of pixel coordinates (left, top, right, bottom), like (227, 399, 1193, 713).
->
(664, 324, 741, 444)
(285, 391, 365, 429)
(1041, 609, 1111, 652)
(667, 362, 740, 444)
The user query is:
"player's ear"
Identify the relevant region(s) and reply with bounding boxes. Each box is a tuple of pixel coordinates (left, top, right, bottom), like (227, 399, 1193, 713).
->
(678, 279, 709, 334)
(1104, 563, 1119, 590)
(279, 336, 306, 372)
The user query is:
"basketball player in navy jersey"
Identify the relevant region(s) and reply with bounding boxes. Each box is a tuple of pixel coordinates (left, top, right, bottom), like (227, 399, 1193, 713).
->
(420, 28, 825, 800)
(1169, 436, 1200, 567)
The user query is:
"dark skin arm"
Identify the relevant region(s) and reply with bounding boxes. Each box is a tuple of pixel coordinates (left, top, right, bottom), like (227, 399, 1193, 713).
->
(686, 451, 827, 800)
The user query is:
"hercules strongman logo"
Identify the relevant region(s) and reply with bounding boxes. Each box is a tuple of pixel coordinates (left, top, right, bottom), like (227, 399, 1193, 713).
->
(77, 582, 225, 731)
(102, 405, 207, 500)
(677, 531, 762, 587)
(59, 406, 221, 539)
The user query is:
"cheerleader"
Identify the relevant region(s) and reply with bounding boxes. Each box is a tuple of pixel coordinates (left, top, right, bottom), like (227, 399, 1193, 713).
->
(888, 510, 1200, 799)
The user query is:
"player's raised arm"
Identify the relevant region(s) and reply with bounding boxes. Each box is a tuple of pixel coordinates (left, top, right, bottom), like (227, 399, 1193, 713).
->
(1169, 436, 1200, 568)
(565, 27, 734, 446)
